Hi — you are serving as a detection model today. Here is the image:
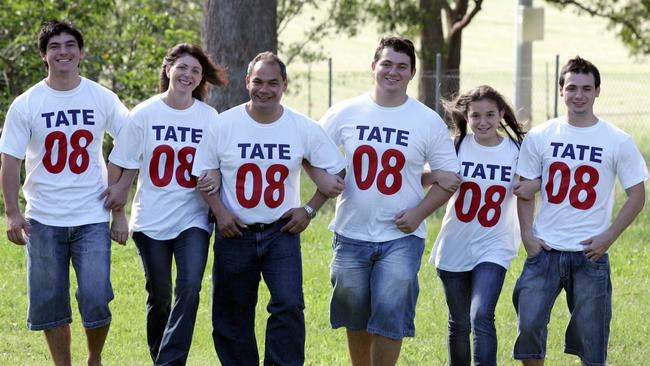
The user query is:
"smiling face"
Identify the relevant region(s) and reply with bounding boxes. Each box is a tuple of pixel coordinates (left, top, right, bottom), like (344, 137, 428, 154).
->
(467, 98, 504, 146)
(245, 60, 287, 120)
(42, 32, 83, 76)
(371, 47, 415, 99)
(560, 71, 600, 124)
(166, 54, 203, 95)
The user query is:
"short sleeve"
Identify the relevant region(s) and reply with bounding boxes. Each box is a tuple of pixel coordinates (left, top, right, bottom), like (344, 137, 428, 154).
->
(319, 107, 342, 146)
(192, 119, 221, 176)
(426, 115, 460, 172)
(616, 137, 648, 189)
(106, 94, 129, 139)
(303, 121, 346, 174)
(516, 133, 543, 179)
(108, 115, 144, 169)
(0, 100, 30, 159)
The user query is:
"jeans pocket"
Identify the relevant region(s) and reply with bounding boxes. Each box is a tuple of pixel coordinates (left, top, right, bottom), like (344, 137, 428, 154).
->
(583, 252, 610, 273)
(525, 249, 545, 263)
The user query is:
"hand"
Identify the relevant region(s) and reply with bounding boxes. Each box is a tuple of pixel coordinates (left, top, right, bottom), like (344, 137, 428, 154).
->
(513, 178, 542, 200)
(197, 170, 221, 196)
(5, 212, 29, 245)
(99, 184, 130, 210)
(581, 231, 615, 262)
(280, 207, 311, 234)
(110, 210, 129, 245)
(215, 207, 246, 238)
(394, 208, 425, 234)
(315, 174, 345, 198)
(522, 231, 551, 258)
(435, 172, 462, 193)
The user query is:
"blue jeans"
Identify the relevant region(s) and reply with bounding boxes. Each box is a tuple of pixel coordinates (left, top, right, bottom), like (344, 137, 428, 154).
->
(513, 249, 611, 366)
(330, 234, 425, 339)
(437, 262, 507, 366)
(133, 227, 210, 366)
(211, 219, 305, 366)
(26, 219, 113, 330)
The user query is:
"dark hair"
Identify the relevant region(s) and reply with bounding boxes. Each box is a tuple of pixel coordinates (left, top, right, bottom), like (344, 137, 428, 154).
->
(444, 85, 525, 152)
(159, 43, 228, 101)
(247, 52, 287, 81)
(38, 20, 84, 69)
(373, 36, 416, 71)
(559, 55, 600, 89)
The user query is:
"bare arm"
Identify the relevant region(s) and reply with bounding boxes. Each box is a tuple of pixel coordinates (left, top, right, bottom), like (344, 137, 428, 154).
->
(105, 163, 137, 245)
(516, 177, 550, 256)
(1, 154, 29, 245)
(302, 160, 345, 198)
(281, 169, 345, 234)
(394, 183, 454, 233)
(581, 182, 646, 261)
(198, 169, 246, 238)
(421, 169, 461, 192)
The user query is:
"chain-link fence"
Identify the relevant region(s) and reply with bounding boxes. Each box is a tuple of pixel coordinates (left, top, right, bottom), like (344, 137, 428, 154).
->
(285, 58, 650, 160)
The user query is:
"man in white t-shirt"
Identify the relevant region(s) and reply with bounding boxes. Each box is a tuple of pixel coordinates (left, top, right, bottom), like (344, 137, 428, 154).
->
(192, 52, 345, 366)
(0, 20, 128, 366)
(320, 36, 460, 366)
(514, 56, 647, 366)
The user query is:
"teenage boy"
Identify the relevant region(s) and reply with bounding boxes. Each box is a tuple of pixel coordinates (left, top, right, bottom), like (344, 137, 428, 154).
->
(320, 36, 460, 365)
(514, 56, 647, 366)
(192, 52, 345, 366)
(0, 20, 129, 366)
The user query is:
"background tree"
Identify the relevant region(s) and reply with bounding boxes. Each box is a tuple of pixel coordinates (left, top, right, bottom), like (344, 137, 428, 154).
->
(329, 0, 484, 107)
(0, 0, 202, 123)
(545, 0, 650, 56)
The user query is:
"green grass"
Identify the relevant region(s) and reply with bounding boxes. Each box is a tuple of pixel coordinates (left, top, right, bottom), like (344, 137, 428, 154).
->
(2, 1, 650, 364)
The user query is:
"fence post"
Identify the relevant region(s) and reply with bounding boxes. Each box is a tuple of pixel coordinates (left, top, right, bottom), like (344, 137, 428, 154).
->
(435, 53, 442, 115)
(328, 57, 333, 108)
(554, 54, 559, 118)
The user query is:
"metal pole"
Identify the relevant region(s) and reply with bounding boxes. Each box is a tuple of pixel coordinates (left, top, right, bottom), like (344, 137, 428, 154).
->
(554, 54, 559, 118)
(514, 0, 533, 129)
(328, 57, 332, 108)
(435, 53, 442, 114)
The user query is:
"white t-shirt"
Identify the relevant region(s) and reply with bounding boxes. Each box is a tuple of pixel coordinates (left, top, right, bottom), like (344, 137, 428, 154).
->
(0, 78, 128, 226)
(431, 135, 520, 271)
(517, 117, 648, 251)
(109, 95, 217, 240)
(192, 103, 346, 224)
(320, 93, 459, 242)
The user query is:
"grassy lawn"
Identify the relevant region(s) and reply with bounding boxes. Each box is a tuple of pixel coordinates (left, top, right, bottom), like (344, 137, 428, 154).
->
(1, 1, 650, 365)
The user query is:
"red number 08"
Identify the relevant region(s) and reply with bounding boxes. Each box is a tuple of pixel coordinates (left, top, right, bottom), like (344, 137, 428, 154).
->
(544, 161, 599, 210)
(149, 145, 197, 188)
(42, 129, 94, 174)
(353, 144, 405, 195)
(236, 163, 289, 208)
(454, 182, 507, 228)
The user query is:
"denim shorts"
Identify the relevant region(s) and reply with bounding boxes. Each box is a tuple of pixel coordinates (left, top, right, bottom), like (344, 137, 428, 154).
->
(329, 233, 425, 339)
(512, 249, 611, 366)
(26, 219, 114, 331)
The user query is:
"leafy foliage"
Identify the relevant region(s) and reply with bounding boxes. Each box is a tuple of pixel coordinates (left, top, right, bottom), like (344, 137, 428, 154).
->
(0, 0, 202, 125)
(546, 0, 650, 56)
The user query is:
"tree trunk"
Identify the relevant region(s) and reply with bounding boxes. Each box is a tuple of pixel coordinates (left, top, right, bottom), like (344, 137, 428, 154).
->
(202, 0, 278, 112)
(442, 28, 462, 99)
(418, 0, 445, 110)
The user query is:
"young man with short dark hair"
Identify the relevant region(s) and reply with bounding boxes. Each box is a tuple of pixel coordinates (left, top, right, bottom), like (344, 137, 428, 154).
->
(514, 56, 647, 366)
(0, 20, 129, 366)
(321, 36, 460, 365)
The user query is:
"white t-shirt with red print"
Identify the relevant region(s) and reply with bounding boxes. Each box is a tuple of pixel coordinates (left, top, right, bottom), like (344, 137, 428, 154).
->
(431, 135, 521, 271)
(110, 95, 217, 239)
(516, 117, 648, 251)
(320, 93, 459, 242)
(192, 103, 346, 224)
(0, 78, 128, 226)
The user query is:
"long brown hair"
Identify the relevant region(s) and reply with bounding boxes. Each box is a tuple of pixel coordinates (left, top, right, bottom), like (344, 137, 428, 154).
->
(159, 43, 228, 101)
(444, 85, 525, 152)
